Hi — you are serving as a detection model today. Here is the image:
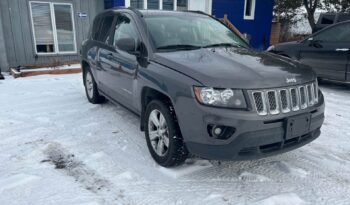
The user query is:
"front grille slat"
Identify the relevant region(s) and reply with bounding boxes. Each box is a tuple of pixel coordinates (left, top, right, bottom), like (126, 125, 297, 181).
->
(279, 89, 290, 113)
(267, 91, 280, 115)
(314, 81, 319, 103)
(251, 82, 318, 116)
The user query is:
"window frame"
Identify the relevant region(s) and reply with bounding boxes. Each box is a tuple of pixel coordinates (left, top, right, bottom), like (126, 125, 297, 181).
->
(29, 1, 77, 55)
(243, 0, 256, 20)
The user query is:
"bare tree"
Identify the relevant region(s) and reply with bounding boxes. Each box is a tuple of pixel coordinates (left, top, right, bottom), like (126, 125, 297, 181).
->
(303, 0, 321, 31)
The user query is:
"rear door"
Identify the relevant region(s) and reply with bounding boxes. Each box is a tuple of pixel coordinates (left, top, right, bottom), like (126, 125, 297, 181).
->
(95, 14, 116, 93)
(298, 22, 350, 81)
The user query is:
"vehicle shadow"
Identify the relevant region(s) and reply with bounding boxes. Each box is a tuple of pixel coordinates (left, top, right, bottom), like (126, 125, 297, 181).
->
(318, 79, 350, 92)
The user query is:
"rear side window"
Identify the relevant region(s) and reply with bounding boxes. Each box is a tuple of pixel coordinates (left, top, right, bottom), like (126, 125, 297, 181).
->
(320, 15, 335, 24)
(314, 23, 350, 42)
(337, 14, 350, 22)
(91, 16, 102, 40)
(92, 15, 115, 42)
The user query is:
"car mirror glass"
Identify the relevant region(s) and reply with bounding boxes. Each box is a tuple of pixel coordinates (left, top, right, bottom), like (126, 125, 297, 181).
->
(115, 38, 140, 56)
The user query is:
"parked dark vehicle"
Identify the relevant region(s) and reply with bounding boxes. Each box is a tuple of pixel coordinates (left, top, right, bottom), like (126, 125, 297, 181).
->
(81, 8, 325, 167)
(268, 20, 350, 83)
(314, 13, 350, 33)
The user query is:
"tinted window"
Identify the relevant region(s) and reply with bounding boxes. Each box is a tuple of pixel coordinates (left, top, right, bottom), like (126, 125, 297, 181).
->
(91, 16, 101, 40)
(337, 14, 350, 22)
(320, 15, 335, 24)
(314, 23, 350, 42)
(112, 14, 139, 47)
(96, 15, 114, 42)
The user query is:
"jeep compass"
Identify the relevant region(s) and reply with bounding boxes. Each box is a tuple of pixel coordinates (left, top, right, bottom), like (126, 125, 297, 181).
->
(81, 9, 325, 167)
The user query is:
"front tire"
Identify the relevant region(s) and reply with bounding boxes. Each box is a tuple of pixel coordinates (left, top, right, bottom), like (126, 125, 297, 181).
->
(145, 100, 188, 167)
(84, 68, 105, 104)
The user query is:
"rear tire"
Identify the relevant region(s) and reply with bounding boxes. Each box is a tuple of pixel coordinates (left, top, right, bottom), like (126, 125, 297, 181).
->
(84, 67, 105, 104)
(145, 100, 188, 167)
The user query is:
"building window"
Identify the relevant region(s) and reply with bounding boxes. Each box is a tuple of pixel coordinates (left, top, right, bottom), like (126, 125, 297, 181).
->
(130, 0, 144, 9)
(147, 0, 159, 9)
(29, 2, 76, 54)
(177, 0, 188, 11)
(128, 0, 187, 11)
(244, 0, 256, 20)
(163, 0, 174, 10)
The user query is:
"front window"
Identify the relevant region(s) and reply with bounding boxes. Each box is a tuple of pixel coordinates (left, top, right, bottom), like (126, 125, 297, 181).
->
(112, 15, 139, 47)
(29, 2, 76, 54)
(313, 23, 350, 42)
(144, 15, 249, 51)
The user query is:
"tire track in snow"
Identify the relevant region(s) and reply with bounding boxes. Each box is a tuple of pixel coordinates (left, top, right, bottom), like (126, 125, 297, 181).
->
(43, 143, 133, 205)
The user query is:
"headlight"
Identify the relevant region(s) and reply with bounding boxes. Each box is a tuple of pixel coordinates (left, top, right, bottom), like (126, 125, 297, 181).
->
(193, 87, 247, 108)
(267, 45, 275, 52)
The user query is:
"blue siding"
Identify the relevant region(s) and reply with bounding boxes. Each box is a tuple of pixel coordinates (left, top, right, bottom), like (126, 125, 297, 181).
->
(105, 0, 125, 9)
(212, 0, 274, 50)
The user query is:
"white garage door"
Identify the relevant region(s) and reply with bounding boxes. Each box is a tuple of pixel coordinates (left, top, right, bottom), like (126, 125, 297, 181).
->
(188, 0, 212, 14)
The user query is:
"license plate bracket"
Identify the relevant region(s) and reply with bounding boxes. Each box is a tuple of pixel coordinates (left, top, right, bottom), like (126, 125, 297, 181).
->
(285, 114, 311, 140)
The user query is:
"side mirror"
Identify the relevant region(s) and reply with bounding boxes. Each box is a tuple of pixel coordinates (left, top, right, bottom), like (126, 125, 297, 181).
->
(307, 38, 323, 48)
(115, 38, 140, 56)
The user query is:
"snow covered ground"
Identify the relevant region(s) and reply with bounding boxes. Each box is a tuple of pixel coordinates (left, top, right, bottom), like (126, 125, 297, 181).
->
(1, 74, 350, 205)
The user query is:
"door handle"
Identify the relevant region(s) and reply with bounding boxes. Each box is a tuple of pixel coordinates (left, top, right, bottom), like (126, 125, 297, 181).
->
(336, 48, 349, 52)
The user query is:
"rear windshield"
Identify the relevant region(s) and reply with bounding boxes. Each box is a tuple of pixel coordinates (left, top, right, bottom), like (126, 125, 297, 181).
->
(144, 14, 248, 51)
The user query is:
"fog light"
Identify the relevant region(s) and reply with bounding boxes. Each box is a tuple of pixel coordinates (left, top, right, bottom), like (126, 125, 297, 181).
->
(207, 125, 236, 140)
(214, 127, 222, 136)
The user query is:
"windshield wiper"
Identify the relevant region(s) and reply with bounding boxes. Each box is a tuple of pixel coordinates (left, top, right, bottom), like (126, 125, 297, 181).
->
(157, 44, 202, 51)
(203, 43, 242, 48)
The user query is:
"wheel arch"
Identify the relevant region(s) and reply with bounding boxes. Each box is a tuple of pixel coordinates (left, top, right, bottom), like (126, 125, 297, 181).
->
(140, 86, 176, 131)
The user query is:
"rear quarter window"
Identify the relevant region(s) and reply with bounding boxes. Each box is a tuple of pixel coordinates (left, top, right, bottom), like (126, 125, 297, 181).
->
(320, 14, 335, 24)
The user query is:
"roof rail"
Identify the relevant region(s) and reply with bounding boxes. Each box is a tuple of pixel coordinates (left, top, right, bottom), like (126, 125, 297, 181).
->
(106, 7, 143, 17)
(127, 7, 144, 17)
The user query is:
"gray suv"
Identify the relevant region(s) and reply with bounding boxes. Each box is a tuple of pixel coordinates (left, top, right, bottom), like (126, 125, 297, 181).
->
(81, 8, 325, 167)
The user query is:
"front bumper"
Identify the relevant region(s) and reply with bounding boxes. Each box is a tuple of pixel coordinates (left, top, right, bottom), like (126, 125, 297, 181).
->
(175, 92, 325, 160)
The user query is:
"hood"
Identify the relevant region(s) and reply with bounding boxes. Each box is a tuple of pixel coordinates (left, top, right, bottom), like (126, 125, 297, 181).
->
(153, 47, 316, 89)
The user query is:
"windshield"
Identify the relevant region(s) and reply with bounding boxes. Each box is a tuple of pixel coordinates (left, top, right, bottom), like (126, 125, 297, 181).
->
(144, 14, 249, 51)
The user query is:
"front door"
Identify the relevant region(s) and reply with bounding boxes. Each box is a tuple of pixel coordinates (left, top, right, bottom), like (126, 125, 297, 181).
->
(99, 13, 140, 104)
(298, 22, 350, 81)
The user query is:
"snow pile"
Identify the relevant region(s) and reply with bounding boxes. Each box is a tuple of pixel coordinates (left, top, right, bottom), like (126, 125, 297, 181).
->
(1, 74, 350, 205)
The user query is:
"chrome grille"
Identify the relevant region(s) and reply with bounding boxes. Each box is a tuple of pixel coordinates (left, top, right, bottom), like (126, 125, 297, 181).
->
(251, 81, 319, 116)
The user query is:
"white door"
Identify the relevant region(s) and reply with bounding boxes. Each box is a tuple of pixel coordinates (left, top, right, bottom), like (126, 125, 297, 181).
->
(188, 0, 212, 14)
